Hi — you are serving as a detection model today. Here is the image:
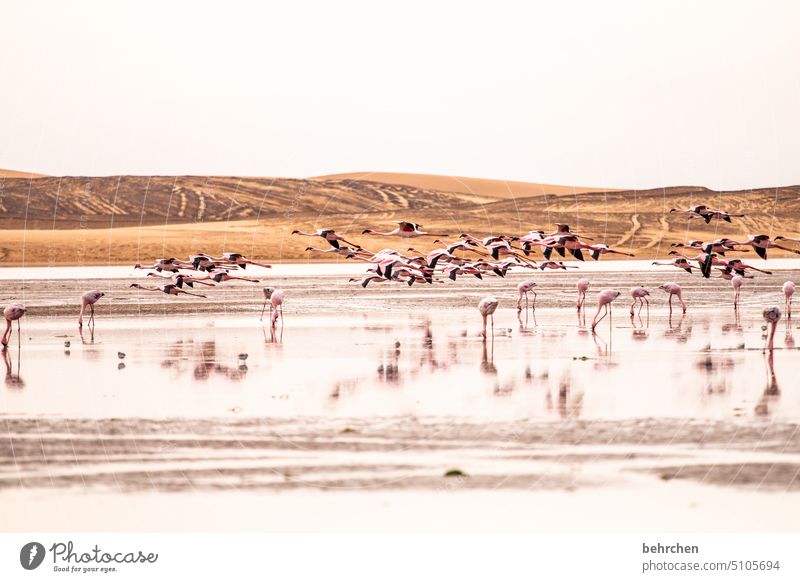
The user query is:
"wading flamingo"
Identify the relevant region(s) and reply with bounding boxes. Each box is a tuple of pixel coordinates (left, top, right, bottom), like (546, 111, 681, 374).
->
(576, 278, 590, 311)
(516, 281, 537, 313)
(78, 290, 105, 328)
(260, 287, 285, 324)
(478, 297, 499, 340)
(763, 306, 781, 350)
(784, 281, 795, 317)
(658, 283, 687, 315)
(731, 275, 744, 310)
(629, 287, 650, 316)
(2, 304, 26, 348)
(590, 289, 620, 332)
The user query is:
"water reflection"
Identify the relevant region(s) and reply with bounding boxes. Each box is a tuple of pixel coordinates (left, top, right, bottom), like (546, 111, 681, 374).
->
(3, 348, 24, 389)
(755, 350, 781, 416)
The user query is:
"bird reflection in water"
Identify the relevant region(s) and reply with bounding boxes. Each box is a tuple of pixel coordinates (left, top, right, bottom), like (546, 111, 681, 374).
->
(377, 340, 401, 384)
(664, 313, 690, 342)
(784, 317, 795, 348)
(755, 349, 781, 416)
(695, 354, 734, 395)
(546, 373, 583, 418)
(481, 338, 497, 375)
(3, 347, 24, 389)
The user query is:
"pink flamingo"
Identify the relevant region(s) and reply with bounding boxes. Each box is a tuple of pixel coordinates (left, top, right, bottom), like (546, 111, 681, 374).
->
(658, 283, 687, 315)
(2, 304, 26, 348)
(731, 275, 745, 310)
(576, 278, 590, 311)
(210, 272, 260, 284)
(78, 290, 105, 328)
(763, 306, 781, 350)
(260, 288, 285, 327)
(629, 287, 650, 316)
(784, 281, 795, 317)
(478, 296, 499, 339)
(516, 281, 537, 313)
(363, 221, 448, 238)
(291, 228, 356, 249)
(129, 283, 207, 298)
(590, 289, 620, 332)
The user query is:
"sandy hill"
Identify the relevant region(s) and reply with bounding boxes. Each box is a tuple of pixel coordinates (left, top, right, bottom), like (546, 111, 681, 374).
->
(0, 173, 798, 265)
(314, 172, 610, 201)
(0, 168, 48, 179)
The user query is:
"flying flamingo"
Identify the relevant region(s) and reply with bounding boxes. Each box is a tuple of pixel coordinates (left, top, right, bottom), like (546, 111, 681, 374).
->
(726, 234, 800, 260)
(658, 283, 687, 315)
(218, 252, 272, 270)
(784, 281, 795, 317)
(731, 275, 745, 310)
(478, 296, 499, 340)
(629, 287, 650, 316)
(516, 281, 537, 313)
(2, 304, 26, 348)
(129, 283, 207, 298)
(210, 272, 260, 284)
(590, 289, 620, 332)
(362, 221, 448, 238)
(763, 306, 781, 350)
(291, 228, 356, 249)
(78, 290, 105, 328)
(576, 278, 590, 311)
(652, 258, 693, 274)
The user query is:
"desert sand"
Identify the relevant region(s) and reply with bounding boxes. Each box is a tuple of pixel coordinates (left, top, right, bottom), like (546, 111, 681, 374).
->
(1, 171, 799, 265)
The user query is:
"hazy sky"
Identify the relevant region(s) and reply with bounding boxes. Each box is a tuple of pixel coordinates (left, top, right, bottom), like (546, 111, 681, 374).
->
(2, 0, 799, 189)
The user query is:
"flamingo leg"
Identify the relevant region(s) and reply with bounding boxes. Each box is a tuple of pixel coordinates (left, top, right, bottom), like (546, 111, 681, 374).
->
(668, 294, 673, 315)
(89, 304, 95, 328)
(1, 319, 10, 347)
(531, 291, 537, 311)
(630, 300, 636, 316)
(491, 314, 494, 342)
(17, 319, 21, 350)
(482, 314, 487, 338)
(260, 299, 268, 321)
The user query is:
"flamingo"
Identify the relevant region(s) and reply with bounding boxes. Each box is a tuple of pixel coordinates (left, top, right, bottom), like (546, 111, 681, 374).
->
(652, 258, 693, 274)
(763, 306, 781, 350)
(658, 283, 687, 315)
(146, 272, 216, 288)
(129, 283, 207, 298)
(210, 272, 260, 284)
(218, 252, 272, 270)
(478, 297, 499, 340)
(306, 246, 366, 259)
(669, 205, 744, 223)
(348, 274, 390, 288)
(539, 261, 578, 270)
(726, 234, 800, 260)
(590, 289, 620, 332)
(291, 228, 356, 249)
(516, 281, 537, 313)
(731, 275, 745, 310)
(78, 290, 105, 328)
(362, 221, 448, 238)
(783, 281, 795, 317)
(629, 287, 650, 316)
(588, 244, 635, 260)
(576, 278, 590, 311)
(2, 304, 26, 348)
(260, 288, 285, 326)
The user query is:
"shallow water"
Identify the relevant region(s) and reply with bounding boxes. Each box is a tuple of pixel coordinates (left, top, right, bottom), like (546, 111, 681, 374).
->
(2, 265, 800, 530)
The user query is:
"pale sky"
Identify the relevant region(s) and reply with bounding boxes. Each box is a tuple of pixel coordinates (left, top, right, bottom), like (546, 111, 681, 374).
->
(2, 0, 799, 190)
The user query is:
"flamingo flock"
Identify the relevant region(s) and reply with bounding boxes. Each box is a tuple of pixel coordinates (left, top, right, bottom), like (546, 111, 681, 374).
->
(2, 205, 799, 350)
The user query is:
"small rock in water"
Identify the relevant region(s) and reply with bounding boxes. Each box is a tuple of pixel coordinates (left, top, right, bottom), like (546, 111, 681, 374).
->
(117, 362, 126, 370)
(64, 340, 71, 348)
(118, 352, 126, 359)
(238, 353, 248, 360)
(394, 341, 400, 349)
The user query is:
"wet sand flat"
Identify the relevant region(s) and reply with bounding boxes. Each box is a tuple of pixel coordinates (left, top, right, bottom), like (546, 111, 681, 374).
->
(1, 265, 800, 531)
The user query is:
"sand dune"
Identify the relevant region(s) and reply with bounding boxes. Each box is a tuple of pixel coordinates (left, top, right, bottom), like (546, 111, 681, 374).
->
(0, 168, 48, 179)
(0, 172, 798, 265)
(314, 171, 611, 200)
